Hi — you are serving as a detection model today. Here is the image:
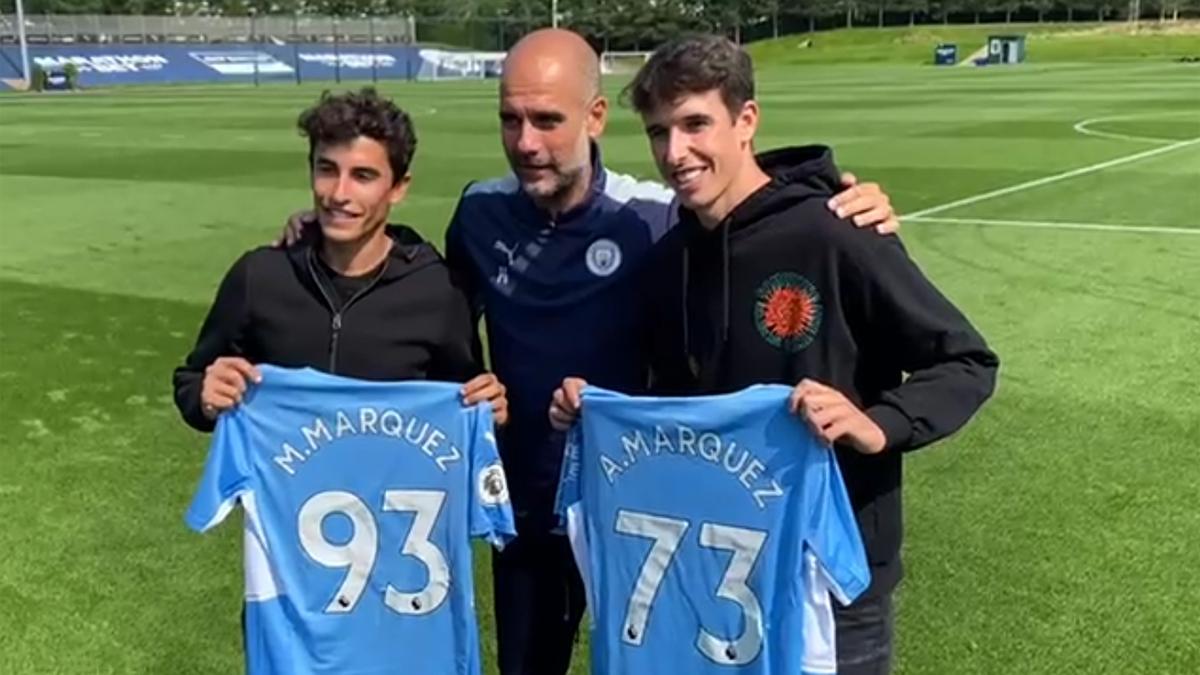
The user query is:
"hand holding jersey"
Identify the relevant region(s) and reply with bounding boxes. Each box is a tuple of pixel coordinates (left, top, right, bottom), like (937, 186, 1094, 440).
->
(201, 356, 262, 420)
(548, 376, 586, 432)
(789, 379, 886, 456)
(461, 373, 511, 427)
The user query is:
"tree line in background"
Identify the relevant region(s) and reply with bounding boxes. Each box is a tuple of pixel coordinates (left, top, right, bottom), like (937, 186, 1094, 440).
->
(3, 0, 1197, 50)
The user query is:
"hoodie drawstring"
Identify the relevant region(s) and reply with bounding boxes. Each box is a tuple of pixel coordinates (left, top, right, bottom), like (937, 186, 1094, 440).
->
(721, 221, 730, 346)
(682, 247, 691, 365)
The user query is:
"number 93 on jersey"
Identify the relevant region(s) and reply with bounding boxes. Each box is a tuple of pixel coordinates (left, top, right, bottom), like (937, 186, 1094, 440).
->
(298, 488, 451, 616)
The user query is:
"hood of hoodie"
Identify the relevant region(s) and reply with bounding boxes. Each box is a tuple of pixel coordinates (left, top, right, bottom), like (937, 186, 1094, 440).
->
(676, 145, 843, 387)
(680, 144, 842, 240)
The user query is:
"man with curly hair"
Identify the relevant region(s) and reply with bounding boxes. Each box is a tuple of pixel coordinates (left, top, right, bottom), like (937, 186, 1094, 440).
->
(174, 87, 508, 452)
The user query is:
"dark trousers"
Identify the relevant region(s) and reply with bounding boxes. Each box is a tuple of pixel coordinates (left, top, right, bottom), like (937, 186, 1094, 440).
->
(834, 592, 895, 675)
(492, 528, 587, 675)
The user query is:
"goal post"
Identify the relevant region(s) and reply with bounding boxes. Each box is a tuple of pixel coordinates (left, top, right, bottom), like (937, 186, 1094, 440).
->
(415, 49, 506, 81)
(600, 50, 652, 76)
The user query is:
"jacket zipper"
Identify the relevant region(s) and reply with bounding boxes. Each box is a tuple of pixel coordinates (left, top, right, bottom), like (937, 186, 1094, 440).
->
(307, 252, 391, 374)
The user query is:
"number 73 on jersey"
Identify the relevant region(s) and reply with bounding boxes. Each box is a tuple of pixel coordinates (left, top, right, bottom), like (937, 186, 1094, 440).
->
(616, 509, 767, 666)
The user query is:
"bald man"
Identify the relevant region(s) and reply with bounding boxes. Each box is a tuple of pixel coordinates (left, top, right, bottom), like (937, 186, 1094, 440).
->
(281, 29, 898, 675)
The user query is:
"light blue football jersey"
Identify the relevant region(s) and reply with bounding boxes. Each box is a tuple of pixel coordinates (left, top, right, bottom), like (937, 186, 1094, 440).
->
(556, 385, 870, 675)
(186, 365, 516, 675)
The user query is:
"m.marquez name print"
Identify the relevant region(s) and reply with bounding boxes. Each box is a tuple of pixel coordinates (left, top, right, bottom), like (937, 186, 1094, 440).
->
(273, 407, 463, 476)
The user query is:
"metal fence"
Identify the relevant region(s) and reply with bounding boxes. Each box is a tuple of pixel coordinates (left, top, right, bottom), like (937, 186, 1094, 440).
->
(3, 11, 1197, 51)
(0, 14, 417, 45)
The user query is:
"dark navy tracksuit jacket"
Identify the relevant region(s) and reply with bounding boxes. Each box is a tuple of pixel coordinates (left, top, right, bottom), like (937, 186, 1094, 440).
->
(445, 148, 675, 530)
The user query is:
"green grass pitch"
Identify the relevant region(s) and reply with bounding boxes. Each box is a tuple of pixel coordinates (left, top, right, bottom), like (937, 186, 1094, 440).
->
(0, 59, 1197, 674)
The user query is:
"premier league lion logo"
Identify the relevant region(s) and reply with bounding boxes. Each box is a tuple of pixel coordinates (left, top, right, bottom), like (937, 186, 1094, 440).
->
(478, 464, 510, 506)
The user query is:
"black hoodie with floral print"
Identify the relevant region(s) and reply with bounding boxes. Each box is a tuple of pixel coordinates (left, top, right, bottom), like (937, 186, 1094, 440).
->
(641, 145, 999, 598)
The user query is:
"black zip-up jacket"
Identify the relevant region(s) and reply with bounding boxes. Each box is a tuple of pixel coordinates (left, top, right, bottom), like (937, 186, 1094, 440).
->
(643, 146, 999, 598)
(173, 226, 482, 432)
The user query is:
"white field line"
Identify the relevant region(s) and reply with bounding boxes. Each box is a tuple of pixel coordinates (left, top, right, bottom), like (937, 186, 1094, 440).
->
(908, 216, 1200, 236)
(904, 137, 1200, 220)
(1073, 119, 1178, 145)
(1072, 111, 1199, 145)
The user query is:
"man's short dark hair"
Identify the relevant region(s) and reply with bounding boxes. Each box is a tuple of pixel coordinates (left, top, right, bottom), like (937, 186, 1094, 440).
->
(297, 87, 416, 183)
(623, 34, 755, 117)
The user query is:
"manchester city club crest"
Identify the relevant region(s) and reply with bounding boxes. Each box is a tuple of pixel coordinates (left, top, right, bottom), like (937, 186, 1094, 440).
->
(585, 238, 622, 277)
(478, 463, 510, 506)
(754, 272, 823, 352)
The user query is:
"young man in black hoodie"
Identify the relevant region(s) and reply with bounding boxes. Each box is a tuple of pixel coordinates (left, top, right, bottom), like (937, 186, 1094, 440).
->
(550, 36, 999, 674)
(174, 87, 509, 431)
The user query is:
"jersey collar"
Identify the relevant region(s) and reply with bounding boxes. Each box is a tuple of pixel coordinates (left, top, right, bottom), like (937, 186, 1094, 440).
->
(520, 141, 607, 227)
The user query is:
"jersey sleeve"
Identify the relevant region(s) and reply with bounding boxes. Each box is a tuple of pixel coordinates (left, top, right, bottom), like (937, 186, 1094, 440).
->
(553, 424, 584, 529)
(467, 404, 517, 549)
(802, 443, 871, 606)
(184, 413, 251, 533)
(553, 423, 595, 613)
